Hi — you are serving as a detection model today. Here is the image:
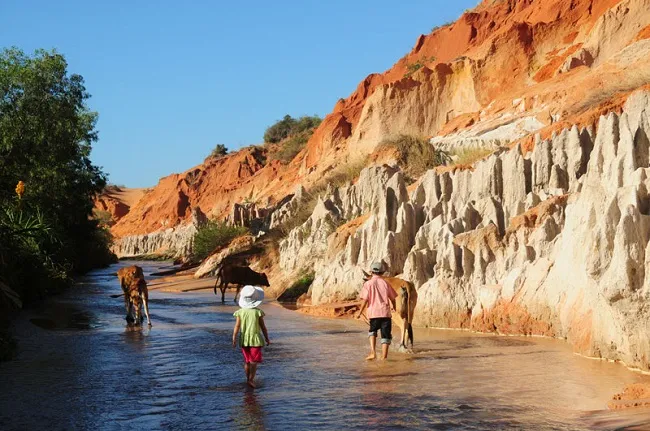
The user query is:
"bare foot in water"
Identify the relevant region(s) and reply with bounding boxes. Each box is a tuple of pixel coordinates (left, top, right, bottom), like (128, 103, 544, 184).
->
(365, 354, 376, 360)
(247, 380, 257, 389)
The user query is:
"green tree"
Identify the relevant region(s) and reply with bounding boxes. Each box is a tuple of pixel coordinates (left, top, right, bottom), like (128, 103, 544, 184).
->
(208, 143, 229, 159)
(263, 114, 322, 144)
(0, 48, 114, 308)
(263, 114, 322, 163)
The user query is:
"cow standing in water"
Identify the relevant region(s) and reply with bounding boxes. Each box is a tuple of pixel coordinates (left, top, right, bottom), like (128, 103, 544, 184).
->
(116, 265, 152, 326)
(214, 263, 270, 303)
(361, 269, 417, 352)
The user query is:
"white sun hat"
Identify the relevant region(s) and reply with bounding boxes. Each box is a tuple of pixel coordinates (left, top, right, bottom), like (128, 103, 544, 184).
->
(238, 285, 265, 309)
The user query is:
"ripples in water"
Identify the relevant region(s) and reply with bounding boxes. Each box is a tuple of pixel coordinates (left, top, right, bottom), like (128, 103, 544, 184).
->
(1, 261, 650, 430)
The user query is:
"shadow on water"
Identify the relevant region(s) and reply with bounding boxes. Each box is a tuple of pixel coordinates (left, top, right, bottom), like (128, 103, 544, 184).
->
(29, 304, 97, 330)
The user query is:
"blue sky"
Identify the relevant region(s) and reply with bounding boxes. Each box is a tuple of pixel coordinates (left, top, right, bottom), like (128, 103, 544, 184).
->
(2, 1, 477, 187)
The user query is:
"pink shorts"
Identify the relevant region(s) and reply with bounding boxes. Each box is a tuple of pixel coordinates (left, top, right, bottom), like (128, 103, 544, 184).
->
(241, 346, 263, 363)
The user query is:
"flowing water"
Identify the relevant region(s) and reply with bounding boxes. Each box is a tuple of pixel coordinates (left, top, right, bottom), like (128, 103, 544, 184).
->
(2, 262, 650, 430)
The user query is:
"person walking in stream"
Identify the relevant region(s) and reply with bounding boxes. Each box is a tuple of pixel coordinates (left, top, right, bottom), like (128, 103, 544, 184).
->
(356, 262, 397, 360)
(232, 285, 270, 388)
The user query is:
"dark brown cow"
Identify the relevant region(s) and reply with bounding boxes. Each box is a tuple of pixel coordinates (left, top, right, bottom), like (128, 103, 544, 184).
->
(214, 264, 270, 303)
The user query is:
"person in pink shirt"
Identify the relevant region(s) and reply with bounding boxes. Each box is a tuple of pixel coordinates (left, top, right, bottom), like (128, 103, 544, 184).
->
(356, 261, 397, 360)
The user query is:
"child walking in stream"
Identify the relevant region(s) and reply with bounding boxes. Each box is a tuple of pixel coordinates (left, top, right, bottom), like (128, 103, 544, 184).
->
(232, 285, 270, 389)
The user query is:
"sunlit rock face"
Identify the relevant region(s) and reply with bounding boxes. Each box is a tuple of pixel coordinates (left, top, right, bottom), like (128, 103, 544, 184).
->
(107, 0, 650, 261)
(280, 90, 650, 371)
(106, 0, 650, 370)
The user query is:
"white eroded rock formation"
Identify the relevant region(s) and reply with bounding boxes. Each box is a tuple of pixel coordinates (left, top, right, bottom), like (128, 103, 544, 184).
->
(279, 90, 650, 370)
(113, 207, 206, 258)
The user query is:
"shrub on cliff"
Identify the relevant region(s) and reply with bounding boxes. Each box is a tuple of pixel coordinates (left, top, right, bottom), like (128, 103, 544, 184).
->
(0, 48, 115, 308)
(191, 220, 248, 261)
(263, 115, 322, 144)
(264, 115, 322, 163)
(207, 144, 229, 160)
(272, 129, 313, 163)
(379, 135, 452, 180)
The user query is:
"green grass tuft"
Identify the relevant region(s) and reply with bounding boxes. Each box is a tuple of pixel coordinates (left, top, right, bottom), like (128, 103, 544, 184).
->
(278, 272, 315, 302)
(378, 135, 451, 181)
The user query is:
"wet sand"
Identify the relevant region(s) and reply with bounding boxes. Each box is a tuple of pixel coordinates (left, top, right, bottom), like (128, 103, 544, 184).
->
(2, 261, 650, 430)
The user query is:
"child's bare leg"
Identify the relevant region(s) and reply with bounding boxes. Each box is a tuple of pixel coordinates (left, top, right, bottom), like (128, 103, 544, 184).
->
(249, 363, 258, 382)
(244, 363, 250, 381)
(381, 342, 389, 360)
(366, 335, 377, 360)
(247, 363, 258, 388)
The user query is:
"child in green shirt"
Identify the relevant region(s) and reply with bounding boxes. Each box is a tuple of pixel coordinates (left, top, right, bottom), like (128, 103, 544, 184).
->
(232, 285, 270, 389)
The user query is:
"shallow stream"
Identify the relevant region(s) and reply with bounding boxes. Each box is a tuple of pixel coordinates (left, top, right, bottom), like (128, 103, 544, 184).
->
(2, 262, 650, 430)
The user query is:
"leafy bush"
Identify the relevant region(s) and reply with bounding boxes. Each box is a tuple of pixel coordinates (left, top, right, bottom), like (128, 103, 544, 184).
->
(208, 144, 229, 160)
(264, 115, 323, 164)
(0, 206, 70, 303)
(272, 129, 313, 163)
(379, 135, 451, 180)
(191, 220, 248, 261)
(278, 272, 315, 302)
(263, 115, 322, 144)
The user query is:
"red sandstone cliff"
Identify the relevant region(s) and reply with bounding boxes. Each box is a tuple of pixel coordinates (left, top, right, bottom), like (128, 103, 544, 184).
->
(106, 0, 650, 239)
(94, 186, 146, 224)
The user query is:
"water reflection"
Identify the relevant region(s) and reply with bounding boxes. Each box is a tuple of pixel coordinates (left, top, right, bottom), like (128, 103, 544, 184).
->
(233, 390, 266, 430)
(2, 261, 650, 430)
(121, 325, 153, 364)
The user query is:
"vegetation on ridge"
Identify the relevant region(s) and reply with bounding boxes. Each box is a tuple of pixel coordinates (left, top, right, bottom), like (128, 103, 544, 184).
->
(207, 144, 229, 160)
(263, 115, 322, 144)
(191, 219, 249, 261)
(264, 115, 322, 163)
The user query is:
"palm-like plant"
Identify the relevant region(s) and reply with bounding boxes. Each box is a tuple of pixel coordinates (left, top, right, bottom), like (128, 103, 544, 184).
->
(0, 207, 50, 241)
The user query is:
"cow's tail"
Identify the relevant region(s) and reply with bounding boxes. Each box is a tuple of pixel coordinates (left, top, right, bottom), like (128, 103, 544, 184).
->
(406, 285, 414, 347)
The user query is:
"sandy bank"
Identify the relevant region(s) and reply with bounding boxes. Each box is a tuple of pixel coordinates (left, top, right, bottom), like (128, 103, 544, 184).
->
(148, 271, 217, 294)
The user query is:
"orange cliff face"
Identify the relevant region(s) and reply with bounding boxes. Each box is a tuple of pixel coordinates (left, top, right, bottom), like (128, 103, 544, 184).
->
(110, 147, 298, 237)
(94, 186, 147, 223)
(300, 0, 642, 167)
(109, 0, 650, 239)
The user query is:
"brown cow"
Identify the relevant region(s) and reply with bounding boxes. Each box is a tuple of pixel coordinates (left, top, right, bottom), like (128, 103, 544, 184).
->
(361, 270, 417, 352)
(117, 265, 152, 326)
(214, 264, 270, 304)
